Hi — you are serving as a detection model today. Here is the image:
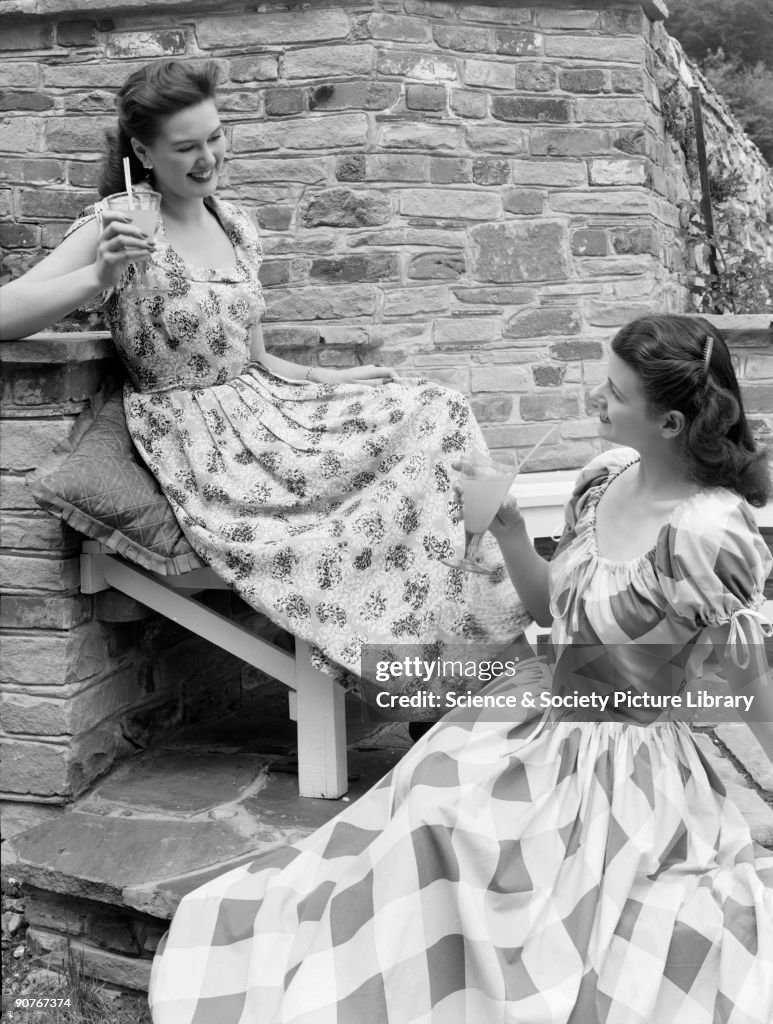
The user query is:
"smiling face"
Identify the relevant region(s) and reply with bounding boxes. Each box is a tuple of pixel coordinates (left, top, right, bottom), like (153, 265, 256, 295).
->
(131, 99, 226, 204)
(589, 351, 680, 453)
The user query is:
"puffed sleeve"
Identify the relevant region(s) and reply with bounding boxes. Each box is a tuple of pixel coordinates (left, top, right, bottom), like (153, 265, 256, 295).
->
(655, 491, 773, 667)
(552, 446, 639, 556)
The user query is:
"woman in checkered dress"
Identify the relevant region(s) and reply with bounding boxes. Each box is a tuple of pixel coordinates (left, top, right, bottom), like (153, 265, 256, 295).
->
(150, 316, 773, 1023)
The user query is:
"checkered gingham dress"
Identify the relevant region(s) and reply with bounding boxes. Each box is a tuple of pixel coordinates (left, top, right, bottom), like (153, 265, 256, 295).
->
(149, 447, 773, 1024)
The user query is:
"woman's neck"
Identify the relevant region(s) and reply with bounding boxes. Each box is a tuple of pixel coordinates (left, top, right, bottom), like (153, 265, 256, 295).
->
(633, 448, 696, 502)
(159, 193, 211, 227)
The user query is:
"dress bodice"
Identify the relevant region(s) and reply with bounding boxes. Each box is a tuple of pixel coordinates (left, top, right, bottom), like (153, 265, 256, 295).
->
(546, 448, 772, 719)
(65, 189, 265, 393)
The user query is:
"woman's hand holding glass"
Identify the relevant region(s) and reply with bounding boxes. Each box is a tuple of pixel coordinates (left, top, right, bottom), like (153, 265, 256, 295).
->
(94, 209, 156, 289)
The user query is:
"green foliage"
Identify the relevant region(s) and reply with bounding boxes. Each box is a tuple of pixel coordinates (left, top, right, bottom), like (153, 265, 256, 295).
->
(665, 0, 773, 68)
(701, 51, 773, 165)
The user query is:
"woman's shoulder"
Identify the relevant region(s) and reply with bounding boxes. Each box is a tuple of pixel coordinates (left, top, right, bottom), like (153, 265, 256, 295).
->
(572, 446, 638, 498)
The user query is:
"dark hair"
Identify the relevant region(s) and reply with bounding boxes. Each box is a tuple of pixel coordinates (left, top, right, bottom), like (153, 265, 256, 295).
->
(99, 59, 221, 198)
(611, 314, 770, 507)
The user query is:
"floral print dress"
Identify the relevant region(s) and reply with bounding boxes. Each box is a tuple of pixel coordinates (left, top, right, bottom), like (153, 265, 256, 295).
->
(65, 189, 530, 689)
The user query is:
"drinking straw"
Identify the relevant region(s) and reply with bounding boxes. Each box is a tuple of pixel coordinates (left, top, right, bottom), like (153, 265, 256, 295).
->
(123, 156, 134, 209)
(517, 423, 560, 473)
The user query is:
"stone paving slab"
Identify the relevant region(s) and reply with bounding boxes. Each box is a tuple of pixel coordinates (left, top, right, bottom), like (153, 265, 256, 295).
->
(692, 732, 773, 848)
(714, 722, 773, 792)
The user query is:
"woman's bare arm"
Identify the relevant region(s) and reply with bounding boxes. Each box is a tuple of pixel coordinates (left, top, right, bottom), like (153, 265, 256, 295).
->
(0, 212, 153, 341)
(250, 323, 399, 385)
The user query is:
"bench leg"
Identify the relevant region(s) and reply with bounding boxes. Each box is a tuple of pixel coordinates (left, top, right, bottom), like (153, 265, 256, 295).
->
(293, 639, 348, 799)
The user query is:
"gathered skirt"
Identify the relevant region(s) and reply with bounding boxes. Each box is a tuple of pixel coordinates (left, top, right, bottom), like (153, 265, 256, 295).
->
(149, 666, 773, 1024)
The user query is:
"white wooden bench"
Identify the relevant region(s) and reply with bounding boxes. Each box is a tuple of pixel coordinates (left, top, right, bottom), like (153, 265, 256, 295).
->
(80, 473, 772, 800)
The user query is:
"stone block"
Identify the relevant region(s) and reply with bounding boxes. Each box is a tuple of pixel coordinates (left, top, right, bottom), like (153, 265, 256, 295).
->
(535, 10, 599, 29)
(2, 23, 54, 50)
(106, 30, 186, 59)
(453, 287, 534, 306)
(545, 36, 645, 63)
(430, 158, 472, 184)
(0, 63, 39, 89)
(256, 206, 293, 231)
(310, 254, 398, 283)
(434, 318, 500, 347)
(551, 341, 604, 361)
(530, 127, 612, 157)
(0, 116, 45, 154)
(45, 116, 113, 154)
(520, 393, 582, 420)
(0, 418, 74, 472)
(197, 10, 350, 48)
(335, 154, 365, 181)
(399, 189, 500, 220)
(379, 122, 460, 150)
(229, 56, 279, 82)
(284, 45, 374, 79)
(741, 384, 773, 414)
(576, 97, 648, 123)
(310, 81, 400, 111)
(434, 25, 491, 52)
(57, 20, 98, 46)
(462, 59, 515, 91)
(366, 155, 428, 182)
(1, 627, 107, 688)
(67, 161, 100, 188)
(505, 307, 581, 338)
(26, 931, 152, 992)
(503, 190, 544, 215)
(610, 225, 659, 255)
(0, 91, 53, 112)
(589, 157, 648, 186)
(368, 13, 432, 43)
(599, 10, 648, 34)
(0, 594, 91, 630)
(258, 260, 291, 287)
(0, 739, 69, 797)
(586, 300, 656, 326)
(549, 191, 651, 215)
(471, 396, 513, 422)
(384, 287, 448, 316)
(0, 158, 65, 184)
(471, 365, 531, 391)
(492, 96, 570, 123)
(0, 222, 39, 247)
(572, 229, 608, 256)
(264, 88, 305, 117)
(495, 30, 542, 56)
(611, 68, 641, 94)
(473, 159, 510, 186)
(533, 365, 566, 386)
(458, 4, 532, 24)
(406, 84, 447, 111)
(0, 553, 79, 592)
(450, 89, 487, 119)
(0, 512, 78, 552)
(511, 160, 587, 187)
(232, 113, 367, 152)
(302, 188, 391, 227)
(411, 256, 464, 284)
(228, 158, 327, 185)
(471, 221, 569, 283)
(376, 50, 458, 82)
(516, 64, 558, 93)
(466, 125, 528, 154)
(264, 286, 377, 322)
(559, 68, 607, 94)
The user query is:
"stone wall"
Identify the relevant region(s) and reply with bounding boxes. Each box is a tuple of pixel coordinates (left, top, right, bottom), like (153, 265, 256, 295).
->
(0, 336, 286, 839)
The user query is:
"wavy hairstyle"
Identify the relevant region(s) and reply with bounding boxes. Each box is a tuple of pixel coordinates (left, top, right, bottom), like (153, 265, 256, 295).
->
(99, 59, 221, 198)
(611, 314, 770, 507)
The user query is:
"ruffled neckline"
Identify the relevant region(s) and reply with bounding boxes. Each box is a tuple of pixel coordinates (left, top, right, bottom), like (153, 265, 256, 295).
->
(583, 454, 718, 569)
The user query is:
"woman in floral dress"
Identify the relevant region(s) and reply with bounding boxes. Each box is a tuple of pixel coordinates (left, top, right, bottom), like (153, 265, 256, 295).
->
(0, 59, 531, 691)
(148, 315, 773, 1023)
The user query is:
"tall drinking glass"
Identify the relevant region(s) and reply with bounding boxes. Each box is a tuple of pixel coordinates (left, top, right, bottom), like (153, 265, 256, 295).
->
(441, 451, 517, 576)
(98, 190, 167, 294)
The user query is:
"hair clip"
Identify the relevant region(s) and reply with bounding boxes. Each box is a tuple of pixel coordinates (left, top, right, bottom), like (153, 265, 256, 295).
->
(702, 335, 713, 379)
